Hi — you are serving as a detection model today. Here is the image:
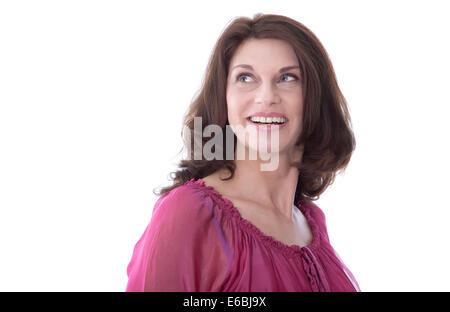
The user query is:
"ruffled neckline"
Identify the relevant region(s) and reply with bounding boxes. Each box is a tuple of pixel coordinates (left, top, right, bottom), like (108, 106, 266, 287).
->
(184, 178, 321, 257)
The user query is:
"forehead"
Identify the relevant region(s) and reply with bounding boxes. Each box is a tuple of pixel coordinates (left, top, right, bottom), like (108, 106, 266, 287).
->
(229, 38, 299, 69)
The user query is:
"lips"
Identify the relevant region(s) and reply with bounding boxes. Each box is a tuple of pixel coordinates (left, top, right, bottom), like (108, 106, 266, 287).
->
(247, 111, 288, 120)
(246, 117, 288, 131)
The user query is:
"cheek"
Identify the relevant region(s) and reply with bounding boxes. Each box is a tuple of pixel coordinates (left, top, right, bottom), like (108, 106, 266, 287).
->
(287, 99, 304, 135)
(227, 107, 240, 125)
(295, 105, 304, 120)
(226, 89, 246, 124)
(290, 96, 304, 119)
(227, 111, 246, 129)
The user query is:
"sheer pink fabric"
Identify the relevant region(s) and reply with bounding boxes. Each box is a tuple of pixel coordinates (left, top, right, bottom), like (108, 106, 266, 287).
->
(126, 178, 361, 292)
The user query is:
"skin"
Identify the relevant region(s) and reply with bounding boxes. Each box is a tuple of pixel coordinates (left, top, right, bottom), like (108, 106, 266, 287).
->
(203, 38, 311, 247)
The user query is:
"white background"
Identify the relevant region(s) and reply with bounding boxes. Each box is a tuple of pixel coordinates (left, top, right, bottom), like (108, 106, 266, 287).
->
(1, 0, 449, 291)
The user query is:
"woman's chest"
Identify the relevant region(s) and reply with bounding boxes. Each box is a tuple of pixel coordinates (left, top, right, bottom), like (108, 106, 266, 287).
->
(230, 198, 313, 248)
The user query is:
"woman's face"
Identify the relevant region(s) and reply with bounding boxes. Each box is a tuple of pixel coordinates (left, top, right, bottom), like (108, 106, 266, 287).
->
(226, 38, 304, 158)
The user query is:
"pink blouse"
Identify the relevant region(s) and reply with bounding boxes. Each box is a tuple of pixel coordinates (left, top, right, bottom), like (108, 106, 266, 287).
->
(126, 178, 361, 292)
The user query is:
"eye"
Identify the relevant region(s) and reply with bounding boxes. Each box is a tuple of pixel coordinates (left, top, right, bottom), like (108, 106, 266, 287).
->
(237, 73, 253, 83)
(280, 73, 299, 82)
(236, 72, 299, 83)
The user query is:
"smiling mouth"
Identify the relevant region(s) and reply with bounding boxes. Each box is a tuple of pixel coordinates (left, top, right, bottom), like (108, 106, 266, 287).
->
(246, 116, 288, 125)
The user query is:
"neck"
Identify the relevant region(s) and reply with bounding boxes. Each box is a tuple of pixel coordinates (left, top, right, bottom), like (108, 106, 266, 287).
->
(223, 144, 304, 220)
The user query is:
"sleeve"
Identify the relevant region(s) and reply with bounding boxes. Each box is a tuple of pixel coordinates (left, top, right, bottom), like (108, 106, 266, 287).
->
(307, 201, 331, 244)
(125, 185, 230, 292)
(308, 202, 361, 292)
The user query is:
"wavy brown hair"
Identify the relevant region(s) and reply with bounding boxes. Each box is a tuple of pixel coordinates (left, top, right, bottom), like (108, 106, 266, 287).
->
(154, 13, 356, 204)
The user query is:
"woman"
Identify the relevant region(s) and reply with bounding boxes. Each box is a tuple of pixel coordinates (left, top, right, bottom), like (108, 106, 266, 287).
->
(126, 13, 360, 292)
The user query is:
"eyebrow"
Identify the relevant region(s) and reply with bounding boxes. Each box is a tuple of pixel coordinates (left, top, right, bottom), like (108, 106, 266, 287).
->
(231, 64, 300, 73)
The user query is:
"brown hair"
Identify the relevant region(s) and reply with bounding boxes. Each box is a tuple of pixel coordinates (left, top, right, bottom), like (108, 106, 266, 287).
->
(154, 13, 356, 204)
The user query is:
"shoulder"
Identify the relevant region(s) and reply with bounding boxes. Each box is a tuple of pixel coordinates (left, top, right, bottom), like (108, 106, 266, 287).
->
(305, 201, 326, 219)
(302, 200, 327, 227)
(302, 200, 331, 243)
(155, 182, 205, 209)
(151, 181, 212, 227)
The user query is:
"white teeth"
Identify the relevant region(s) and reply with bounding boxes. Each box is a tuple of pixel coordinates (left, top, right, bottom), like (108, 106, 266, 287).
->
(249, 116, 286, 124)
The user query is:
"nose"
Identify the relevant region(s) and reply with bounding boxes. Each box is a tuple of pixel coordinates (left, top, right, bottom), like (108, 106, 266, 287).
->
(254, 81, 280, 106)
